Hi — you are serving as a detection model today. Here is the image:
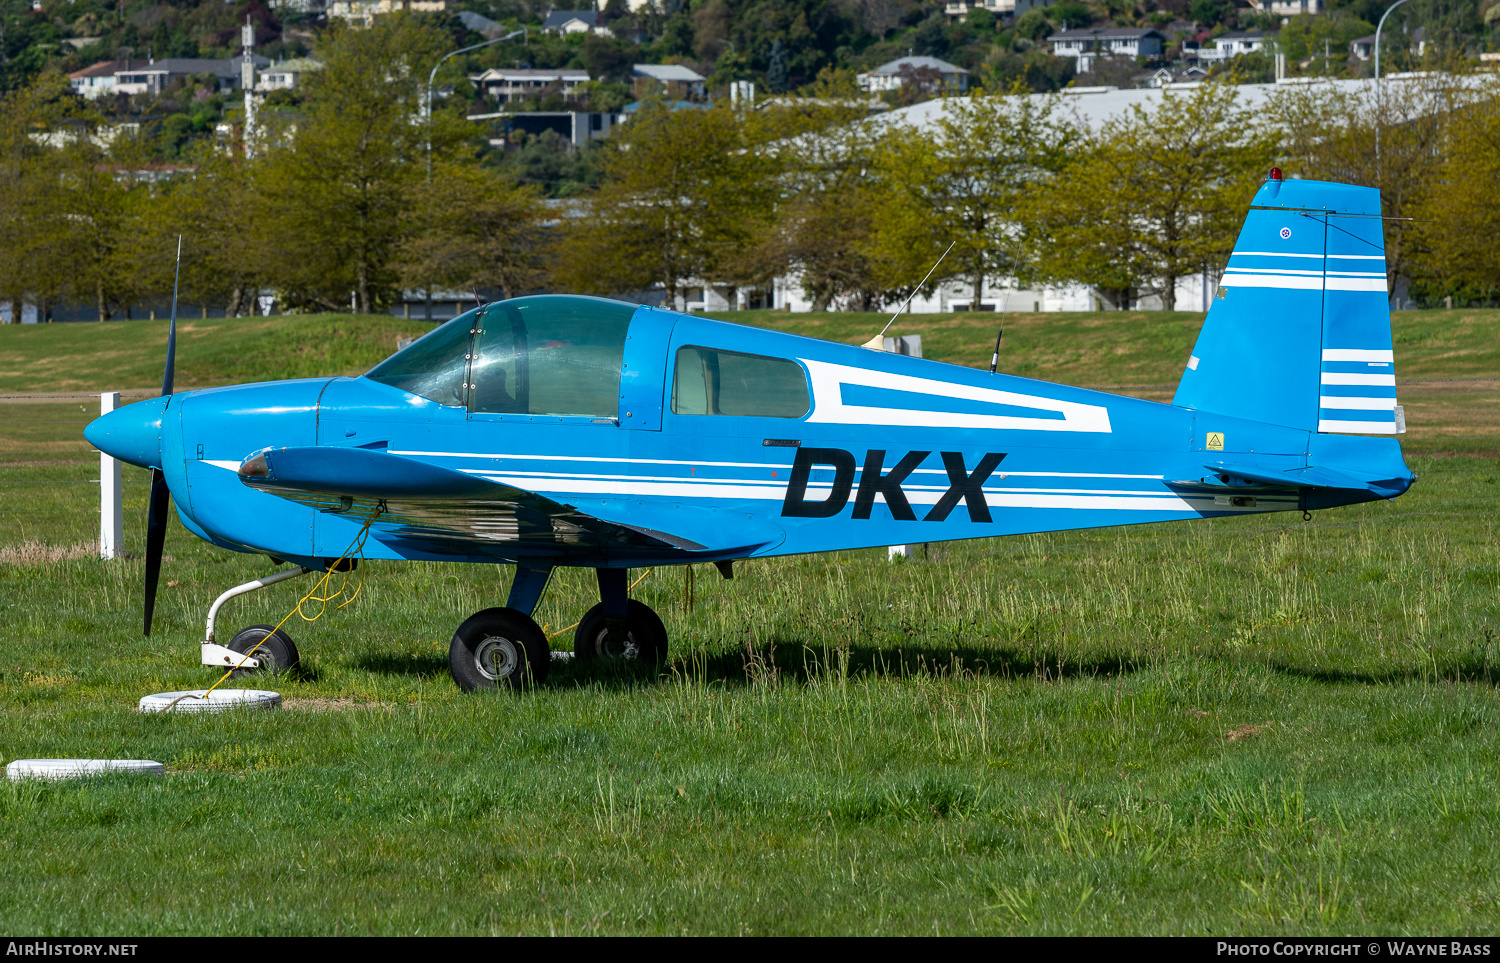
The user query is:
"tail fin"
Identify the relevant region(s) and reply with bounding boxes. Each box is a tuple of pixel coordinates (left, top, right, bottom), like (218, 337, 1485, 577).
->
(1173, 175, 1402, 436)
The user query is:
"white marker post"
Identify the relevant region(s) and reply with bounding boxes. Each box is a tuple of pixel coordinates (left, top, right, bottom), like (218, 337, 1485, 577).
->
(99, 391, 122, 560)
(883, 336, 923, 562)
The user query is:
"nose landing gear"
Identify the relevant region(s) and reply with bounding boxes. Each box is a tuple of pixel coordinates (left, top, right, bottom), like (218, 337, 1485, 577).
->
(226, 625, 299, 678)
(199, 566, 314, 674)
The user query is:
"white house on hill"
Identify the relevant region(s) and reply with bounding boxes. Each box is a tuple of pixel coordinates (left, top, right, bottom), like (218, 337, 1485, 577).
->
(1048, 27, 1165, 72)
(856, 56, 970, 93)
(472, 67, 590, 103)
(1252, 0, 1323, 15)
(631, 64, 707, 99)
(541, 10, 611, 36)
(943, 0, 1047, 16)
(1198, 30, 1272, 62)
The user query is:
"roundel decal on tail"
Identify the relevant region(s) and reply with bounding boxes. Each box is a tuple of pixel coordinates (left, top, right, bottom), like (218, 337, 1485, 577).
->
(1279, 227, 1292, 239)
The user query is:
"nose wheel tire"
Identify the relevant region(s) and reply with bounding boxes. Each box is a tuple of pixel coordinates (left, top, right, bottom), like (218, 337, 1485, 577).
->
(226, 624, 299, 678)
(573, 600, 668, 664)
(450, 607, 549, 692)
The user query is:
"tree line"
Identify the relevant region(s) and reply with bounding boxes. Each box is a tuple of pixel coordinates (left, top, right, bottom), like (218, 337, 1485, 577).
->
(559, 66, 1500, 311)
(1, 16, 1497, 323)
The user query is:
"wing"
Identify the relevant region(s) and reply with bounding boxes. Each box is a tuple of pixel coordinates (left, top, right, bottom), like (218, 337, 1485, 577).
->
(236, 446, 783, 561)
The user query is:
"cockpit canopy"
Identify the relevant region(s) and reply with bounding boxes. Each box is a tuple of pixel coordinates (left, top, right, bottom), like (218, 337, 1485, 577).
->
(366, 295, 638, 417)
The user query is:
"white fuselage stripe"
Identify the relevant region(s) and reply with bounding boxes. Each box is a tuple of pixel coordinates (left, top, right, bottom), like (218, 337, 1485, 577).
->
(1230, 252, 1385, 261)
(392, 449, 789, 470)
(394, 451, 1164, 482)
(465, 468, 1186, 500)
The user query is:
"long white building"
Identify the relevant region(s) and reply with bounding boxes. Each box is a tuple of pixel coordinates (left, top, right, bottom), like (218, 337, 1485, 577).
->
(730, 74, 1480, 316)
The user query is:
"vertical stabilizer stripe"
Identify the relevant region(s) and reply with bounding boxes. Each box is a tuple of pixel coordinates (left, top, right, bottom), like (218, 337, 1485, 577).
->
(1321, 373, 1396, 386)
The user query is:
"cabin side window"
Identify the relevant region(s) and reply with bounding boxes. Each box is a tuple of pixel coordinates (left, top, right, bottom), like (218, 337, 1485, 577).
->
(671, 346, 810, 419)
(470, 297, 635, 417)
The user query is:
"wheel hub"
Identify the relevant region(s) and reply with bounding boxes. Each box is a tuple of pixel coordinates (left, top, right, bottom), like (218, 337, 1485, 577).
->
(474, 635, 520, 680)
(596, 626, 639, 660)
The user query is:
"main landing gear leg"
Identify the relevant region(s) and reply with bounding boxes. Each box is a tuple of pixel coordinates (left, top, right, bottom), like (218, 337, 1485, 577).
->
(573, 567, 668, 665)
(200, 565, 314, 676)
(449, 562, 553, 693)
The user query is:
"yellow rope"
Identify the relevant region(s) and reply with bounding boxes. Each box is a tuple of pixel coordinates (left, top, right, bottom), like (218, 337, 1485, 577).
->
(199, 509, 381, 699)
(541, 568, 652, 639)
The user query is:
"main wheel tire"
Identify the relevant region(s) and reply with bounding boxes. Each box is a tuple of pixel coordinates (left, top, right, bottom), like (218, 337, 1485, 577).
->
(449, 607, 549, 692)
(226, 624, 299, 678)
(572, 600, 668, 664)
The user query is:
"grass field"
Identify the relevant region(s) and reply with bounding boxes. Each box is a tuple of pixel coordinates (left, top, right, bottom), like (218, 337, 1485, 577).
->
(1, 308, 1498, 935)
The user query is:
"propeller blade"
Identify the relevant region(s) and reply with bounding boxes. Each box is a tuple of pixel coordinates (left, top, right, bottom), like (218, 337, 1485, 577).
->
(145, 236, 182, 635)
(162, 236, 181, 397)
(143, 468, 170, 637)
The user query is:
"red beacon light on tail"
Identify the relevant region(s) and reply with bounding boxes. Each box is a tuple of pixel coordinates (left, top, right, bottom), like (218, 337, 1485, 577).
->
(1268, 167, 1284, 181)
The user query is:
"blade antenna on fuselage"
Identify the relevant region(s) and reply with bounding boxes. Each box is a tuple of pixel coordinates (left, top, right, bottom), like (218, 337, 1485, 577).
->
(862, 240, 955, 351)
(991, 240, 1023, 375)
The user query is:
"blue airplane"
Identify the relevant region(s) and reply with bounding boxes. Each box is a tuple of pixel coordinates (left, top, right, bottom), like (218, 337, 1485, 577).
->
(86, 171, 1415, 691)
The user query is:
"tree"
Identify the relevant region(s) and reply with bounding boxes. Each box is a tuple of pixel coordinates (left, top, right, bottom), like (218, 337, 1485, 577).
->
(1029, 82, 1273, 310)
(1014, 9, 1052, 41)
(256, 15, 453, 313)
(554, 101, 775, 305)
(0, 74, 71, 322)
(42, 116, 161, 321)
(1410, 81, 1500, 302)
(1189, 0, 1233, 26)
(744, 83, 892, 310)
(0, 74, 170, 322)
(156, 143, 270, 318)
(871, 89, 1081, 309)
(1051, 0, 1093, 27)
(766, 39, 789, 94)
(397, 161, 548, 301)
(1269, 72, 1462, 298)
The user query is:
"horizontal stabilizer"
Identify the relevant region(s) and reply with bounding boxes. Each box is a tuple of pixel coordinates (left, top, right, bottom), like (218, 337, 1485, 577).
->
(1204, 460, 1409, 498)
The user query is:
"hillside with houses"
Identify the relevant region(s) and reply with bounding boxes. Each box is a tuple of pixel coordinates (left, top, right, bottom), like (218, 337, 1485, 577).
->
(0, 0, 1495, 322)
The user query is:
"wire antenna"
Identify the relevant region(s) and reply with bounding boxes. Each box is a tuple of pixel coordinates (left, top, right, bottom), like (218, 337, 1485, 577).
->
(862, 241, 956, 350)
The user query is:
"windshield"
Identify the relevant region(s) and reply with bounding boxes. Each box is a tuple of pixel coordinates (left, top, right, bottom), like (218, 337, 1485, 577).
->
(365, 311, 478, 407)
(470, 296, 637, 417)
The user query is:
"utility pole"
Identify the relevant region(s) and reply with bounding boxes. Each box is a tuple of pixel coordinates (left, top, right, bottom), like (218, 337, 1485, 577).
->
(241, 16, 257, 157)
